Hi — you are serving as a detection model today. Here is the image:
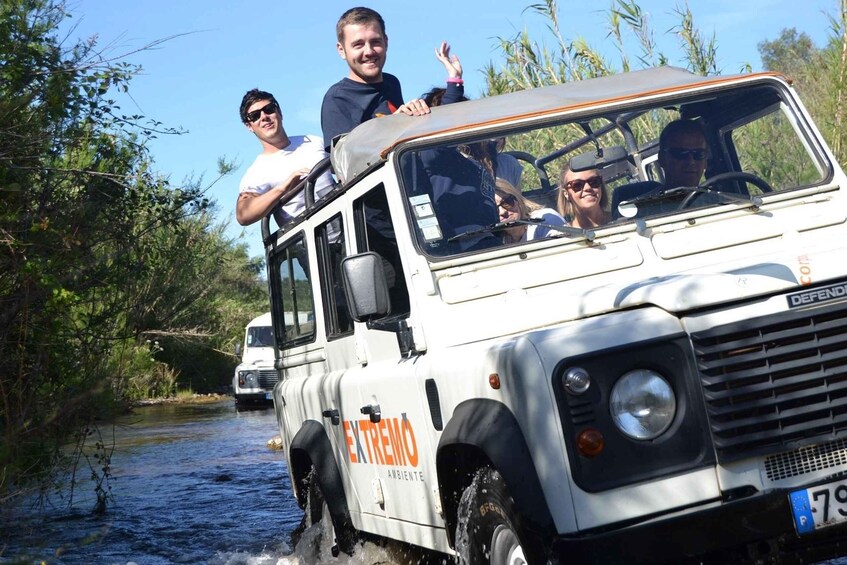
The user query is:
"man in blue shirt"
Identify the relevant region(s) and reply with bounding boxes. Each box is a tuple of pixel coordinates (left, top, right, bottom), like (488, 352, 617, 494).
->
(321, 7, 429, 152)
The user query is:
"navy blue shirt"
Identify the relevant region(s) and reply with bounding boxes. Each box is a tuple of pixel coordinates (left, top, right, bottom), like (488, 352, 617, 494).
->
(401, 82, 499, 253)
(320, 73, 404, 151)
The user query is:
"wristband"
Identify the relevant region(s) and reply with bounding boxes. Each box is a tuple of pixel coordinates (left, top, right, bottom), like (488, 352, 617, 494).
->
(446, 77, 464, 84)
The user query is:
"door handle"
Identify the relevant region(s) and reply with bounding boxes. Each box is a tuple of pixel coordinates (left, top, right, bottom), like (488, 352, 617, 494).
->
(322, 408, 340, 425)
(360, 404, 381, 423)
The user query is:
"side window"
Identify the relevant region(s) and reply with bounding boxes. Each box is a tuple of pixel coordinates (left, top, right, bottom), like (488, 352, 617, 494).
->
(354, 185, 410, 318)
(316, 213, 353, 338)
(271, 235, 315, 349)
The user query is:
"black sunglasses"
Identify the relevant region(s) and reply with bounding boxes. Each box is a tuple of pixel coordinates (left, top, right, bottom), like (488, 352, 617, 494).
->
(497, 194, 518, 210)
(665, 147, 708, 161)
(246, 102, 277, 123)
(565, 175, 603, 191)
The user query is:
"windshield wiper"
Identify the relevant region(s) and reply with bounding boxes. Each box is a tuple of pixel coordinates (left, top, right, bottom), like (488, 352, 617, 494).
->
(447, 218, 595, 243)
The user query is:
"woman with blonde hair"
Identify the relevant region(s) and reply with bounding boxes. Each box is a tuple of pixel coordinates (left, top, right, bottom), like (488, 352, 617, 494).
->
(495, 178, 566, 244)
(558, 166, 611, 228)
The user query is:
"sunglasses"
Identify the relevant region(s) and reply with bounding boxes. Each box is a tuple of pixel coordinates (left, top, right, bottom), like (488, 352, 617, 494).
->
(565, 175, 603, 191)
(246, 102, 277, 123)
(665, 147, 708, 161)
(497, 194, 518, 210)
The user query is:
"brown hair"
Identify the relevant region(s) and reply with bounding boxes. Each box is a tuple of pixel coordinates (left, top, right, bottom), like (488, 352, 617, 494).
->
(239, 88, 278, 124)
(336, 7, 385, 42)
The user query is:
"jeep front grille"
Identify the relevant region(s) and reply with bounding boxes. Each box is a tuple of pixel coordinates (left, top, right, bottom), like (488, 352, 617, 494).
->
(692, 300, 847, 463)
(258, 369, 279, 389)
(764, 438, 847, 481)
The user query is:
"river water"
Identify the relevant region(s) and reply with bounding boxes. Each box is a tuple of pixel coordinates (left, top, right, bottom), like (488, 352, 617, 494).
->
(2, 399, 846, 565)
(0, 399, 409, 565)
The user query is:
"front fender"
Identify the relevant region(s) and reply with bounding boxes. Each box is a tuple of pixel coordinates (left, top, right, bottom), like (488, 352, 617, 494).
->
(436, 399, 554, 544)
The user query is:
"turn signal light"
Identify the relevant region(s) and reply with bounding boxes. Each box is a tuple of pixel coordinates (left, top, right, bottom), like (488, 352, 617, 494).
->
(576, 428, 605, 458)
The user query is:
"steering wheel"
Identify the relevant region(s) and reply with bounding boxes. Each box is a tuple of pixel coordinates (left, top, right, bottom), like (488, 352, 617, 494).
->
(679, 171, 774, 209)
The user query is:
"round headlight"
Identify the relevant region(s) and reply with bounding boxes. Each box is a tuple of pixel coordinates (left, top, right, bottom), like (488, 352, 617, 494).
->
(239, 370, 258, 388)
(610, 369, 676, 440)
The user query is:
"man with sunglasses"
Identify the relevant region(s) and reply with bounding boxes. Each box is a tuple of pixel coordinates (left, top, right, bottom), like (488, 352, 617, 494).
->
(657, 119, 709, 189)
(236, 89, 334, 226)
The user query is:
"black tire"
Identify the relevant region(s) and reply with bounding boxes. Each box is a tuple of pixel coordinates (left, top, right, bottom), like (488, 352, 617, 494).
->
(291, 469, 357, 557)
(455, 467, 545, 565)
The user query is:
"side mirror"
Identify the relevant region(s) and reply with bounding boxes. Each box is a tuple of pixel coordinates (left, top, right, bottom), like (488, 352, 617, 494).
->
(341, 252, 391, 322)
(234, 342, 242, 357)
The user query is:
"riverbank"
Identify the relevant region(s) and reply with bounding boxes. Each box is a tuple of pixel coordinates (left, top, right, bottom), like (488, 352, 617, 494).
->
(133, 392, 231, 407)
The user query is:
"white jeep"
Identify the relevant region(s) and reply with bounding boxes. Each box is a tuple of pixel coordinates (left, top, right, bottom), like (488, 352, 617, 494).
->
(263, 67, 847, 564)
(232, 312, 276, 407)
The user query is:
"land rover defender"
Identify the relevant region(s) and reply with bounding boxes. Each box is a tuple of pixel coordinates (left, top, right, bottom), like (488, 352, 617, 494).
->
(263, 67, 847, 564)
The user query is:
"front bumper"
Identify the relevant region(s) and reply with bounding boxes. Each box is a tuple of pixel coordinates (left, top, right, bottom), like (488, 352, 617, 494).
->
(234, 391, 273, 404)
(553, 479, 847, 564)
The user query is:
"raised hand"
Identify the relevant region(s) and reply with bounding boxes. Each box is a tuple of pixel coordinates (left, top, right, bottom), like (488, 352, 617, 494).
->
(435, 41, 462, 79)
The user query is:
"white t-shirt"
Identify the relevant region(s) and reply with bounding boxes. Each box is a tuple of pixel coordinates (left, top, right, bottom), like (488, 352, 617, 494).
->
(238, 135, 335, 224)
(526, 208, 567, 240)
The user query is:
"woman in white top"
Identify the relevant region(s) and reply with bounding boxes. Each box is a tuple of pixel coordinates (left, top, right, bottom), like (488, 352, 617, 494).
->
(494, 178, 567, 244)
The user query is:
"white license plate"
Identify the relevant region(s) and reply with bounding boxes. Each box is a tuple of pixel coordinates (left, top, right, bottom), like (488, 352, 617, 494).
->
(790, 478, 847, 534)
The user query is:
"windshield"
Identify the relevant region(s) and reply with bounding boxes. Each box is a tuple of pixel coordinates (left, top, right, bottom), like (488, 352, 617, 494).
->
(246, 326, 274, 348)
(398, 81, 829, 259)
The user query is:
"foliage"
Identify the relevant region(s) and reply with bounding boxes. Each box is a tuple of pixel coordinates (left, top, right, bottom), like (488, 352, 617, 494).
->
(484, 0, 847, 181)
(755, 5, 847, 168)
(0, 0, 267, 505)
(483, 0, 720, 176)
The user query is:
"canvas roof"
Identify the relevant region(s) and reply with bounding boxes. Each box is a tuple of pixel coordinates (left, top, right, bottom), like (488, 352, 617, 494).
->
(330, 66, 784, 183)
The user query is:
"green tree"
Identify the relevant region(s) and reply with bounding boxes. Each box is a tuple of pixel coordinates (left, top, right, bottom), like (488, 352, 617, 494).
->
(0, 0, 267, 504)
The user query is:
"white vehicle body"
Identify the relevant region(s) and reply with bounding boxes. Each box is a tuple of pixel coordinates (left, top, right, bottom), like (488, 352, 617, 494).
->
(232, 312, 275, 405)
(263, 67, 847, 563)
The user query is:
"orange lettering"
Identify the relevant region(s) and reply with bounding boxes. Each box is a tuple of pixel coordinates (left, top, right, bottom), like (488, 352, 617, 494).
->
(388, 418, 407, 466)
(378, 420, 394, 465)
(343, 421, 358, 463)
(368, 420, 385, 464)
(401, 413, 419, 467)
(359, 419, 375, 463)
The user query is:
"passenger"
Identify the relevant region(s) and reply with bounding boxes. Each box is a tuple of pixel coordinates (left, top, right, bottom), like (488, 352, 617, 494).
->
(236, 89, 335, 227)
(496, 178, 566, 243)
(321, 6, 430, 152)
(658, 119, 709, 188)
(426, 43, 500, 181)
(401, 43, 499, 252)
(558, 167, 611, 229)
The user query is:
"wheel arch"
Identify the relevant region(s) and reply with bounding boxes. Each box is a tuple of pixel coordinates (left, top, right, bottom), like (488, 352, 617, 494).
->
(436, 398, 556, 549)
(288, 420, 355, 536)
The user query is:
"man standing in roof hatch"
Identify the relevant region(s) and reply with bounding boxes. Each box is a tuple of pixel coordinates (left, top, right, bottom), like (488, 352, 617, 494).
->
(321, 6, 430, 152)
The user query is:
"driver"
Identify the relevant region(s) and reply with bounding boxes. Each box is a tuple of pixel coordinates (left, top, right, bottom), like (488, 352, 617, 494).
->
(658, 119, 709, 188)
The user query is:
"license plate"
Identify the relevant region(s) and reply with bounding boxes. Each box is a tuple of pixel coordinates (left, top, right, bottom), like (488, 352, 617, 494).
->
(265, 392, 272, 401)
(790, 479, 847, 534)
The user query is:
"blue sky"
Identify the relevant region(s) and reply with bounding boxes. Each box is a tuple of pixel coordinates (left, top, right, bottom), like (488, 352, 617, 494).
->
(63, 0, 837, 260)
